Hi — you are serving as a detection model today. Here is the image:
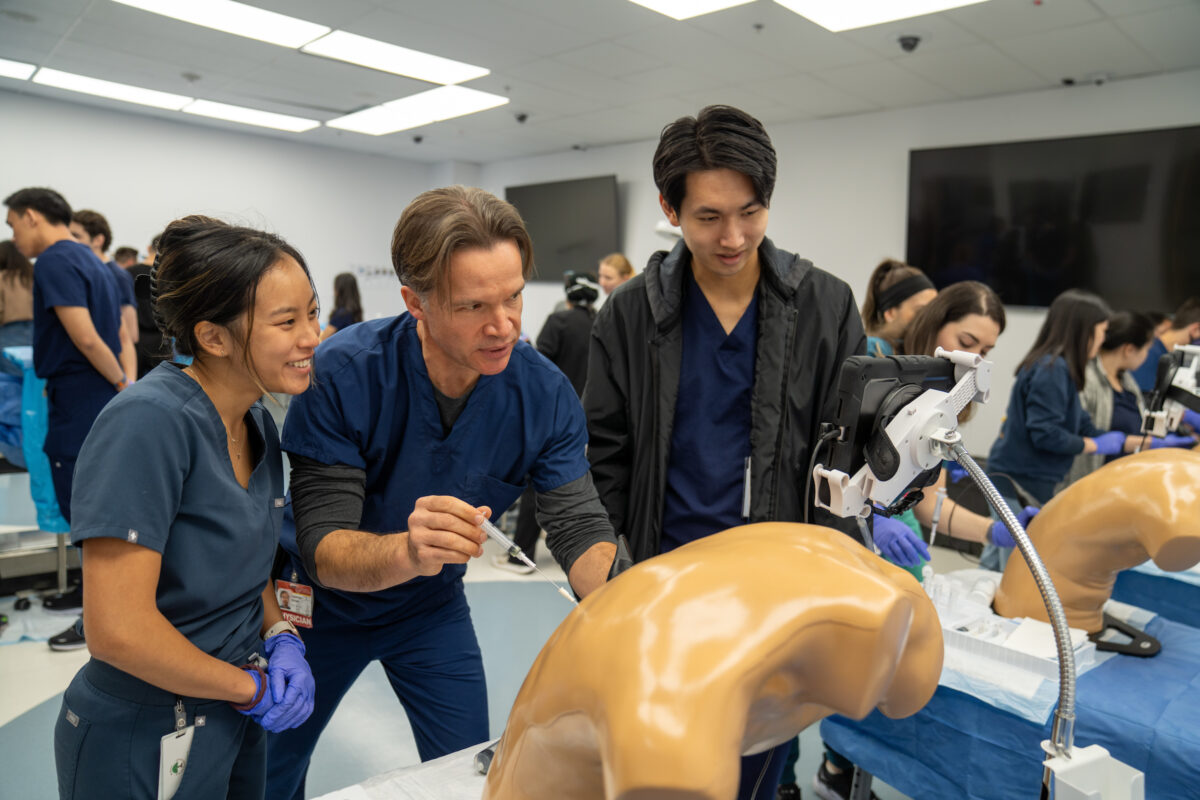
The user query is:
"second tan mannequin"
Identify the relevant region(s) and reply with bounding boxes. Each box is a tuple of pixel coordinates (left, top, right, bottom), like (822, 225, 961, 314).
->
(483, 523, 943, 800)
(995, 448, 1200, 632)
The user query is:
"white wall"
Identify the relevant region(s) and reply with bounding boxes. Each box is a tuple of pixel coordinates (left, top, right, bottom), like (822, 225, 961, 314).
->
(482, 68, 1200, 454)
(0, 90, 434, 322)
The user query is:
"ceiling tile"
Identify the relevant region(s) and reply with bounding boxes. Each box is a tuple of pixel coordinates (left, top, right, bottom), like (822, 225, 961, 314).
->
(342, 8, 531, 72)
(994, 19, 1162, 83)
(392, 1, 594, 59)
(685, 1, 877, 72)
(752, 73, 879, 117)
(1113, 4, 1200, 72)
(495, 0, 672, 39)
(839, 13, 980, 59)
(815, 60, 957, 109)
(947, 0, 1104, 40)
(554, 42, 666, 78)
(902, 42, 1049, 97)
(1090, 0, 1196, 17)
(614, 19, 796, 82)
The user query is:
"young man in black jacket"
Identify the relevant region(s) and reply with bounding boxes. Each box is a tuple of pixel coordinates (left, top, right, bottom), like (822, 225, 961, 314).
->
(584, 105, 914, 800)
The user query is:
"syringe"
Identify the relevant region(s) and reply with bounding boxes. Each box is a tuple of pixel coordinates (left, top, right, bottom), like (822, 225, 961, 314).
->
(481, 519, 578, 606)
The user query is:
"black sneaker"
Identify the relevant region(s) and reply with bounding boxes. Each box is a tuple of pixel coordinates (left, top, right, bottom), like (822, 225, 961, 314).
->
(43, 585, 83, 614)
(812, 761, 879, 800)
(49, 622, 86, 652)
(777, 782, 802, 800)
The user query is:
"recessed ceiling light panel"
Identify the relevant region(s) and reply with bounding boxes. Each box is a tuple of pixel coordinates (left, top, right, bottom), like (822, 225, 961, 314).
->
(112, 0, 330, 48)
(183, 99, 320, 132)
(772, 0, 992, 32)
(302, 31, 488, 85)
(0, 57, 36, 80)
(33, 68, 193, 110)
(326, 85, 509, 136)
(627, 0, 755, 20)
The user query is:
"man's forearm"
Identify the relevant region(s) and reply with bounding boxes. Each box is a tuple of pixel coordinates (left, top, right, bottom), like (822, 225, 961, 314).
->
(568, 541, 616, 598)
(79, 338, 125, 385)
(118, 325, 136, 381)
(312, 528, 419, 592)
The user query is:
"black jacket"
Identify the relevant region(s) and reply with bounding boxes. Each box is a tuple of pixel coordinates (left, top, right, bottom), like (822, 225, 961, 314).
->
(583, 237, 866, 563)
(537, 304, 595, 398)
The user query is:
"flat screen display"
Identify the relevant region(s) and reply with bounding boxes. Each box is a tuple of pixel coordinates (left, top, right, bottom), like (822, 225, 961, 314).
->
(907, 126, 1200, 309)
(506, 175, 619, 284)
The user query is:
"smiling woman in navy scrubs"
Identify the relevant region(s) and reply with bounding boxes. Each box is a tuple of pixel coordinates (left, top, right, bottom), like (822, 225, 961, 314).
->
(53, 216, 321, 800)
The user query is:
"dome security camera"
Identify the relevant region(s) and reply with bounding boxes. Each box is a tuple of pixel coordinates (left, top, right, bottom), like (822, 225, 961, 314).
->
(899, 35, 920, 53)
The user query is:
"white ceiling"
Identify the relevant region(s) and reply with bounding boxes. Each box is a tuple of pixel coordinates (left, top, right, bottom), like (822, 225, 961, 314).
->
(2, 0, 1198, 164)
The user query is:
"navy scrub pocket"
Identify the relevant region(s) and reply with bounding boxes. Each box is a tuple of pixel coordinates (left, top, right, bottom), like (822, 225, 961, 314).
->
(54, 702, 92, 799)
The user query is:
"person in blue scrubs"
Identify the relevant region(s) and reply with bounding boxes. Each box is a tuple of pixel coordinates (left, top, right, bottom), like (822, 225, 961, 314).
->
(860, 258, 937, 358)
(1062, 311, 1199, 488)
(265, 186, 618, 800)
(1128, 297, 1200, 392)
(70, 209, 139, 382)
(4, 188, 131, 629)
(585, 106, 911, 800)
(53, 215, 320, 799)
(984, 289, 1127, 570)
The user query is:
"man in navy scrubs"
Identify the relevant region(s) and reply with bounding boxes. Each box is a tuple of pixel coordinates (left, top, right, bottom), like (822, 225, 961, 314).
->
(266, 186, 617, 800)
(70, 208, 139, 382)
(584, 106, 911, 800)
(4, 187, 130, 634)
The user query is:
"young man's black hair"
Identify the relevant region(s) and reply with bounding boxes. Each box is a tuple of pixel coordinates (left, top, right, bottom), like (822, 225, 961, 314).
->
(4, 187, 73, 227)
(652, 105, 777, 214)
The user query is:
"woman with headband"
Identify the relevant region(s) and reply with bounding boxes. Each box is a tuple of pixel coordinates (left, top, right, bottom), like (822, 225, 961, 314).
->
(860, 259, 938, 357)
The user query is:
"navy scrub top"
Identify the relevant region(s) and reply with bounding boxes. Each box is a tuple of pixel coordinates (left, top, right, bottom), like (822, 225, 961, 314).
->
(106, 260, 137, 309)
(69, 363, 285, 662)
(1129, 338, 1167, 393)
(32, 239, 122, 380)
(281, 313, 590, 626)
(661, 270, 758, 554)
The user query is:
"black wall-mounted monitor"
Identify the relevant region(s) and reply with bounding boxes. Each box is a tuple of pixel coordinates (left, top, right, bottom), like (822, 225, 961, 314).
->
(506, 175, 619, 284)
(907, 126, 1200, 310)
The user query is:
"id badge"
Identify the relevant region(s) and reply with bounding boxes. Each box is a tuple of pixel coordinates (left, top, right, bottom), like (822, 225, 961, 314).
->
(275, 579, 313, 628)
(158, 724, 194, 800)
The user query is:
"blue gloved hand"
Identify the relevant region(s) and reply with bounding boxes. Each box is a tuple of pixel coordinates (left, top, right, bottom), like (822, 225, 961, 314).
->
(944, 461, 968, 484)
(1091, 431, 1126, 456)
(988, 506, 1039, 549)
(232, 665, 280, 728)
(872, 511, 930, 567)
(261, 633, 315, 731)
(1152, 433, 1196, 449)
(1182, 408, 1200, 431)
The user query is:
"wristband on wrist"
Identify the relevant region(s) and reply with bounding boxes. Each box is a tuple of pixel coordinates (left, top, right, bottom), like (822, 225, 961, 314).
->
(264, 620, 299, 641)
(231, 664, 267, 711)
(114, 375, 129, 390)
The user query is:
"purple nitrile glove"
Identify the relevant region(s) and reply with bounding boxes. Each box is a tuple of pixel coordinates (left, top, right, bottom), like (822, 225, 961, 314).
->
(989, 505, 1039, 549)
(872, 511, 930, 567)
(1091, 431, 1126, 456)
(261, 633, 315, 731)
(1181, 408, 1200, 431)
(1152, 434, 1196, 449)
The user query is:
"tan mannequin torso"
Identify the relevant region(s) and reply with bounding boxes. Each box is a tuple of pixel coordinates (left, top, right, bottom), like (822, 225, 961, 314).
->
(483, 523, 943, 800)
(995, 449, 1200, 632)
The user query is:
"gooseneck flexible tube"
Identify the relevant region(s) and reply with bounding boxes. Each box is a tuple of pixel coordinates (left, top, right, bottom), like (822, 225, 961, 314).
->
(949, 443, 1076, 758)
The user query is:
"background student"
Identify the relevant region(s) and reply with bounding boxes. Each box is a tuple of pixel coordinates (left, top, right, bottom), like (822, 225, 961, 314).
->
(318, 271, 363, 343)
(860, 259, 937, 357)
(982, 289, 1126, 570)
